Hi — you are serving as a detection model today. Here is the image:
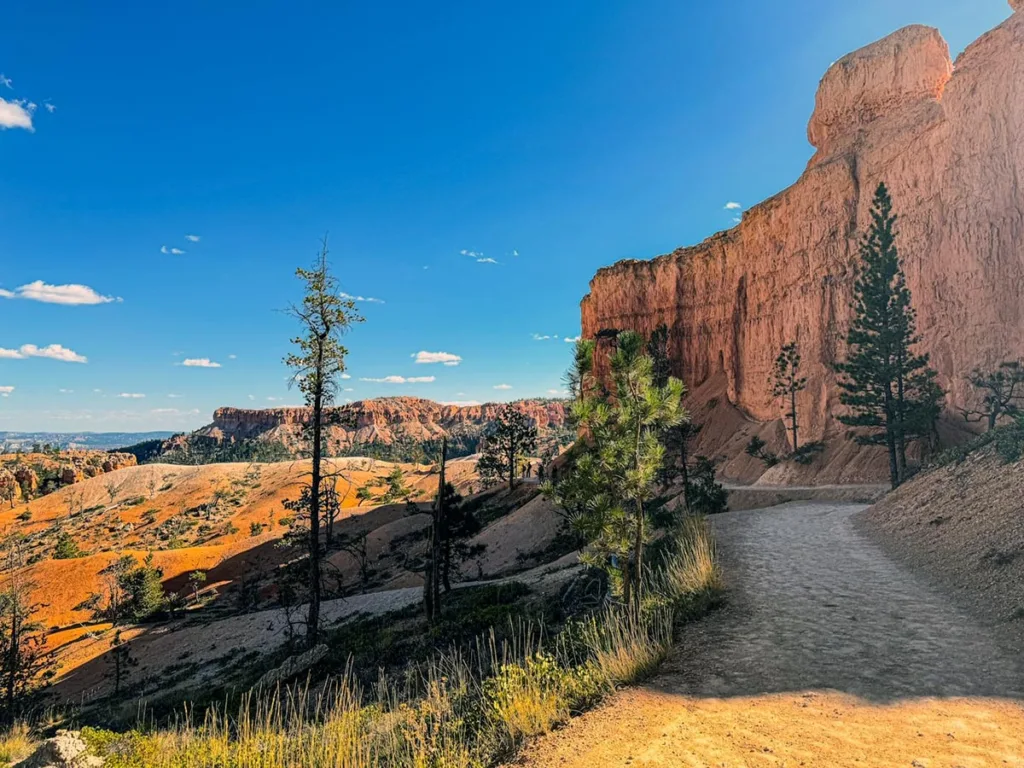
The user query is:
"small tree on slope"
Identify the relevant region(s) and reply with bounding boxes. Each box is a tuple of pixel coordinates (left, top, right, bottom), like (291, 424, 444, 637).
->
(835, 182, 942, 488)
(478, 405, 538, 492)
(285, 240, 363, 648)
(772, 341, 807, 452)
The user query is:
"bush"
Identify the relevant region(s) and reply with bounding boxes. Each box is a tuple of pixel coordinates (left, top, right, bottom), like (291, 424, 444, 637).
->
(745, 436, 778, 467)
(792, 441, 825, 465)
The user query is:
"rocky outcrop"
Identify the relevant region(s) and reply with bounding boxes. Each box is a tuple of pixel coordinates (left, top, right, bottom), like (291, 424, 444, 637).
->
(186, 397, 569, 456)
(0, 451, 138, 502)
(14, 730, 103, 768)
(581, 12, 1024, 451)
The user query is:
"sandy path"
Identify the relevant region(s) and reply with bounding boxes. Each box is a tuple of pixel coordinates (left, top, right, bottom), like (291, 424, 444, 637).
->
(512, 502, 1024, 767)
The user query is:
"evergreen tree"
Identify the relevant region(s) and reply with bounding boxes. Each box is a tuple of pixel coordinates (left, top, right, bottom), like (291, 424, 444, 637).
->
(284, 239, 363, 648)
(772, 341, 807, 451)
(0, 538, 53, 722)
(646, 323, 672, 389)
(686, 456, 728, 516)
(478, 405, 538, 491)
(551, 332, 685, 607)
(962, 361, 1024, 431)
(107, 629, 138, 696)
(836, 182, 942, 488)
(52, 527, 83, 560)
(375, 467, 413, 504)
(355, 483, 374, 506)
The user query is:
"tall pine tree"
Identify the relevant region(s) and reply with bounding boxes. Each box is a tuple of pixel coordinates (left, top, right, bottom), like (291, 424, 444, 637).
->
(836, 182, 942, 488)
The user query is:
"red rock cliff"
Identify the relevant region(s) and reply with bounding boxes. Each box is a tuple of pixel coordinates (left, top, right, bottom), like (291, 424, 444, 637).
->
(198, 397, 568, 452)
(581, 10, 1024, 443)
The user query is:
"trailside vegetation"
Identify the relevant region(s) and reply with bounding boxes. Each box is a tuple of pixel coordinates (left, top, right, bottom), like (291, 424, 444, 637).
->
(835, 182, 943, 488)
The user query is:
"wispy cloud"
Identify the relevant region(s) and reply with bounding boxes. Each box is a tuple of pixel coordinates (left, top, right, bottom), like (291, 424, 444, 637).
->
(443, 400, 482, 407)
(266, 396, 282, 402)
(0, 98, 33, 131)
(167, 393, 183, 398)
(476, 257, 499, 264)
(460, 249, 483, 258)
(532, 333, 553, 341)
(412, 351, 461, 366)
(160, 246, 186, 255)
(150, 407, 199, 416)
(0, 280, 120, 305)
(511, 249, 519, 257)
(724, 201, 742, 210)
(118, 392, 145, 399)
(564, 336, 581, 343)
(493, 384, 513, 390)
(59, 388, 74, 394)
(341, 373, 351, 379)
(360, 375, 435, 384)
(0, 343, 87, 363)
(182, 358, 221, 368)
(0, 75, 11, 89)
(227, 354, 237, 360)
(0, 386, 13, 397)
(44, 102, 55, 113)
(340, 292, 385, 304)
(185, 234, 201, 242)
(547, 388, 569, 396)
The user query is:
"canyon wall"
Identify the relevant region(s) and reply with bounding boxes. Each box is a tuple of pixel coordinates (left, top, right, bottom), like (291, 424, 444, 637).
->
(581, 8, 1024, 445)
(193, 397, 569, 454)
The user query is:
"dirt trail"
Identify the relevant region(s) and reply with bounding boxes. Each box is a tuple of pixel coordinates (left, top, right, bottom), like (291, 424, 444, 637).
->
(512, 502, 1024, 767)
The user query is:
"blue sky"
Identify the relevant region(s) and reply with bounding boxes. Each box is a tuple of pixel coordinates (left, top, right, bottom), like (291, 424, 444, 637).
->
(0, 0, 1011, 433)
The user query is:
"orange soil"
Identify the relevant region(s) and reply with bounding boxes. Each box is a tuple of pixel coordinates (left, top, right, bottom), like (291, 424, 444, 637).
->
(511, 689, 1024, 767)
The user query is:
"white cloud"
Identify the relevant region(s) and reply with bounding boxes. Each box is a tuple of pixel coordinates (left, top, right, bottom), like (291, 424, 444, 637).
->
(341, 373, 351, 379)
(732, 217, 741, 224)
(476, 257, 499, 264)
(182, 358, 221, 368)
(724, 201, 742, 210)
(444, 400, 482, 407)
(266, 396, 282, 402)
(185, 234, 200, 242)
(171, 247, 185, 255)
(343, 387, 354, 392)
(0, 75, 11, 89)
(0, 280, 119, 305)
(413, 351, 462, 366)
(511, 249, 519, 257)
(167, 393, 183, 398)
(150, 407, 199, 416)
(44, 102, 55, 113)
(547, 388, 569, 396)
(0, 343, 87, 363)
(247, 394, 255, 401)
(59, 388, 74, 394)
(460, 249, 482, 258)
(564, 336, 581, 343)
(118, 393, 145, 399)
(161, 246, 186, 255)
(340, 291, 384, 304)
(360, 375, 435, 384)
(493, 384, 513, 390)
(93, 388, 102, 393)
(0, 386, 13, 397)
(532, 333, 552, 341)
(227, 354, 237, 359)
(0, 98, 33, 131)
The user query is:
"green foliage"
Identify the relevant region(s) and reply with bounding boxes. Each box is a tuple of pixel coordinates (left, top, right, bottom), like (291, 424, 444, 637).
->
(100, 554, 167, 624)
(835, 182, 943, 487)
(550, 332, 686, 606)
(772, 341, 807, 450)
(962, 361, 1024, 431)
(52, 529, 84, 559)
(158, 437, 293, 466)
(374, 467, 413, 504)
(745, 436, 778, 467)
(686, 456, 728, 515)
(478, 405, 539, 491)
(994, 413, 1024, 463)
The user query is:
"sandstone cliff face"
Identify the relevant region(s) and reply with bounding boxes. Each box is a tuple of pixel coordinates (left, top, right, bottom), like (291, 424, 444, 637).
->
(195, 397, 569, 455)
(581, 11, 1024, 448)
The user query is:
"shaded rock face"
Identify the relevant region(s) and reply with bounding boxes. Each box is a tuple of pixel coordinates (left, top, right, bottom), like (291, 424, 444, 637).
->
(195, 397, 569, 453)
(581, 14, 1024, 444)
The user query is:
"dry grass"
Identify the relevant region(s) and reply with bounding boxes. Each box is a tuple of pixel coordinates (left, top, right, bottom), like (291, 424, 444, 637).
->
(0, 722, 36, 765)
(41, 517, 722, 768)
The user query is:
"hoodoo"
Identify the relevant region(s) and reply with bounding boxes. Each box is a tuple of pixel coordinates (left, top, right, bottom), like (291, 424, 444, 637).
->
(581, 12, 1024, 453)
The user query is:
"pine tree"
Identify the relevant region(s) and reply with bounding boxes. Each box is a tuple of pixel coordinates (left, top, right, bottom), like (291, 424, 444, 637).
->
(478, 405, 538, 492)
(962, 361, 1024, 431)
(284, 239, 363, 648)
(836, 182, 942, 488)
(551, 332, 685, 607)
(107, 629, 138, 696)
(772, 341, 807, 451)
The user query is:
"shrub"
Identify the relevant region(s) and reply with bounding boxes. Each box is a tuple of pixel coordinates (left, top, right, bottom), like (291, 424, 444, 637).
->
(792, 441, 825, 465)
(745, 436, 779, 467)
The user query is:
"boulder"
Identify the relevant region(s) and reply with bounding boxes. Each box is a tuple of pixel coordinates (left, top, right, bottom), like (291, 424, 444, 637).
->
(14, 730, 103, 768)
